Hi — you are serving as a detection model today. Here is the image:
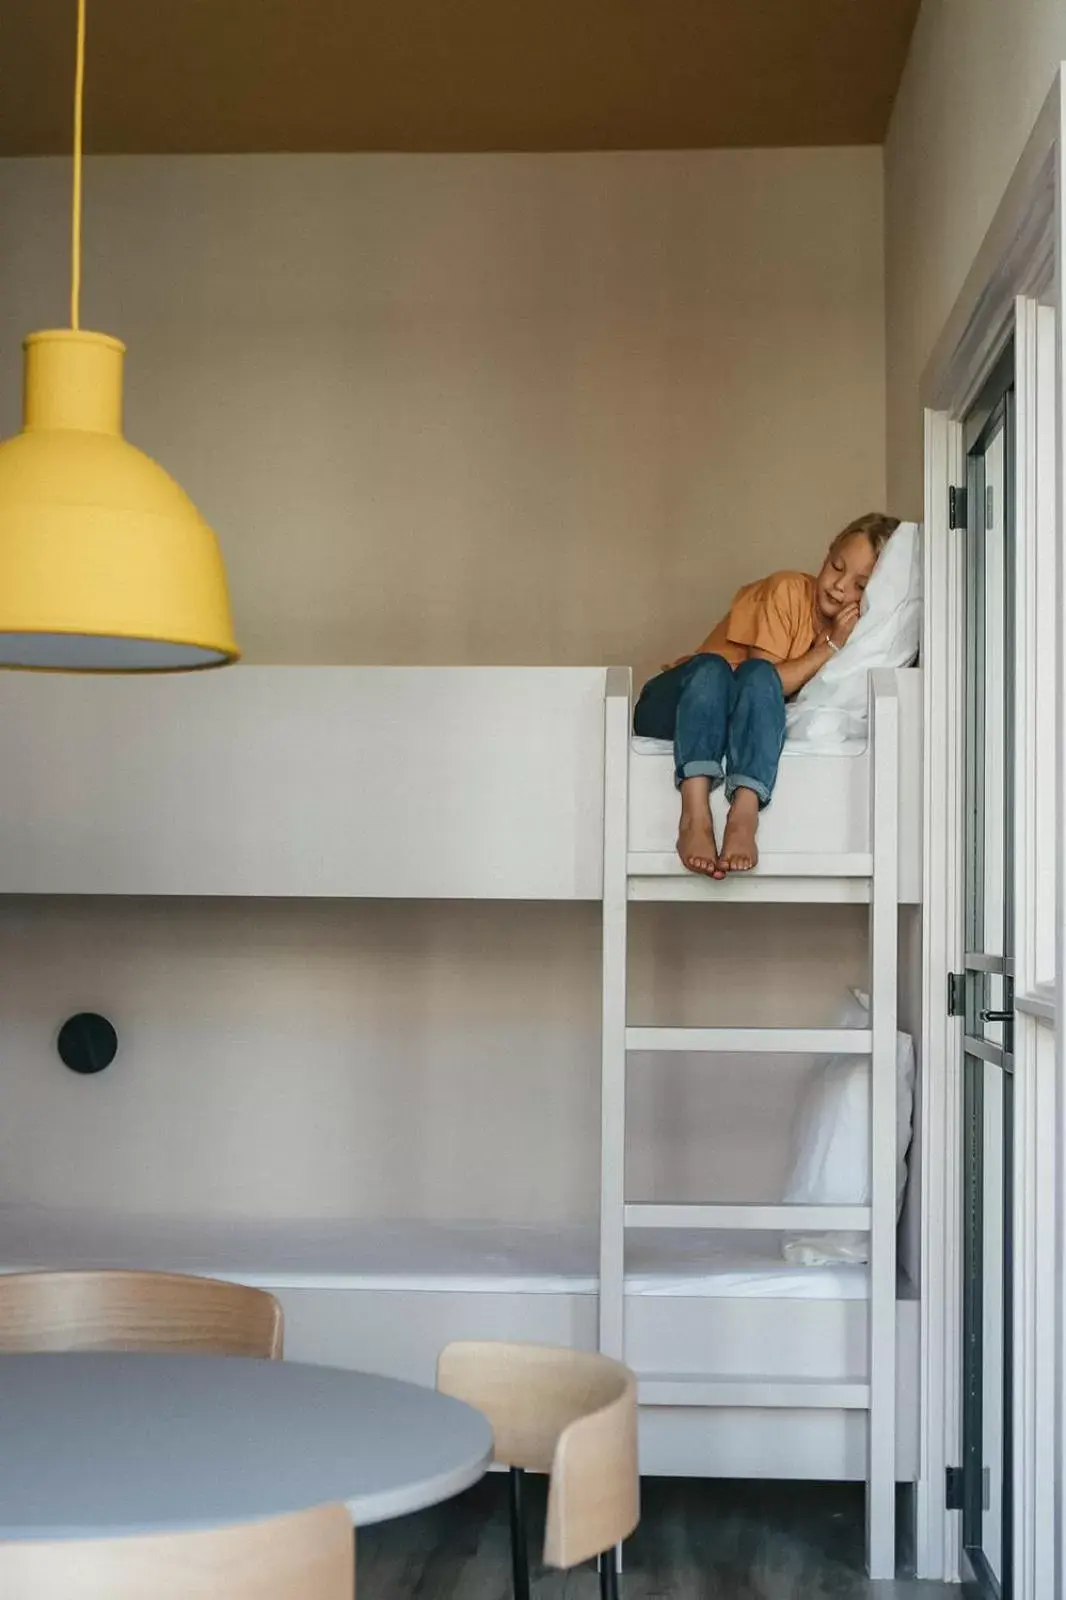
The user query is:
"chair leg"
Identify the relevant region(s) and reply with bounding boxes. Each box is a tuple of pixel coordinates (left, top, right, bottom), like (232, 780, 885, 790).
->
(508, 1467, 531, 1600)
(598, 1548, 620, 1600)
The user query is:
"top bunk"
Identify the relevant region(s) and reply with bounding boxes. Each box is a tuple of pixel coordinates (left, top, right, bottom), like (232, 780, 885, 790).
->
(619, 666, 921, 904)
(0, 665, 920, 903)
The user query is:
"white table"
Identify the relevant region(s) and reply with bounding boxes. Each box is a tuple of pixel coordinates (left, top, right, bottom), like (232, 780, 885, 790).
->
(0, 1353, 493, 1539)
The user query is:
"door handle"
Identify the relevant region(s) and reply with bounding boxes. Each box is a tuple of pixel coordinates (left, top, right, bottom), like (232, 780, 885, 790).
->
(980, 1009, 1014, 1023)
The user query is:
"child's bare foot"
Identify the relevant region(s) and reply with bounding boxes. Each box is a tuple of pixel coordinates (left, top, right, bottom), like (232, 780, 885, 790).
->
(677, 775, 724, 878)
(719, 789, 760, 873)
(677, 813, 721, 878)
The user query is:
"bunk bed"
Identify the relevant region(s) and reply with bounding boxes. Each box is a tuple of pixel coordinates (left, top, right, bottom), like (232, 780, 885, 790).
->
(0, 664, 921, 1581)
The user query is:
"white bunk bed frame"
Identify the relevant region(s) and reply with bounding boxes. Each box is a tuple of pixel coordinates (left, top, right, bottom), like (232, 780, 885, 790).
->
(0, 664, 921, 1582)
(600, 666, 906, 1580)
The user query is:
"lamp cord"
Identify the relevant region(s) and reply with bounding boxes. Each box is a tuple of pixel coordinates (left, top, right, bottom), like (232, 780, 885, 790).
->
(71, 0, 87, 330)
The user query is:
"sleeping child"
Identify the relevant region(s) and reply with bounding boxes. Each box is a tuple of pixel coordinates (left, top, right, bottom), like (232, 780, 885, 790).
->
(634, 512, 900, 879)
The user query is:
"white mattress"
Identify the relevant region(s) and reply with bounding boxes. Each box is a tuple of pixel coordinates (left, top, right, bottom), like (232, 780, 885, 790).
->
(626, 1229, 868, 1299)
(0, 1210, 869, 1300)
(631, 735, 867, 758)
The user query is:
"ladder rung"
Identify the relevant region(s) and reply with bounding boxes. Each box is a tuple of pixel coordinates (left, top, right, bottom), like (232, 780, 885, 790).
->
(625, 1202, 871, 1231)
(638, 1373, 870, 1409)
(625, 1027, 871, 1055)
(628, 875, 871, 905)
(627, 852, 873, 879)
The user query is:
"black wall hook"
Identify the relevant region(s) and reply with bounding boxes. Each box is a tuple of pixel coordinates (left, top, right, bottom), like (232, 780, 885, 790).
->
(57, 1013, 118, 1076)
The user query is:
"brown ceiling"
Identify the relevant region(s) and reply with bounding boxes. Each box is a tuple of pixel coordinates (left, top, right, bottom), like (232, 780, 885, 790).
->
(1, 0, 921, 156)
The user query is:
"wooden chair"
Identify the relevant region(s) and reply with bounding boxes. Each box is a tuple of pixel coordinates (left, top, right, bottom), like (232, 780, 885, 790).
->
(0, 1269, 283, 1357)
(437, 1341, 639, 1600)
(0, 1502, 353, 1599)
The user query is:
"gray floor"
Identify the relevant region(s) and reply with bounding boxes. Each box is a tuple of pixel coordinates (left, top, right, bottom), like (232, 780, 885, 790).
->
(358, 1477, 956, 1597)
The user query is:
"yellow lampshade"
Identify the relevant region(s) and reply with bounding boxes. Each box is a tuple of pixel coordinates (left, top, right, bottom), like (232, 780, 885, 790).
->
(0, 329, 239, 671)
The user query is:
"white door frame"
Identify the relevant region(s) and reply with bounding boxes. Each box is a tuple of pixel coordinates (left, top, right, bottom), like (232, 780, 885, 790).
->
(918, 71, 1061, 1591)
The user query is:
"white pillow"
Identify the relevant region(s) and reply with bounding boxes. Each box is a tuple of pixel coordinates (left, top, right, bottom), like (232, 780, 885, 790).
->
(786, 521, 922, 748)
(781, 989, 915, 1266)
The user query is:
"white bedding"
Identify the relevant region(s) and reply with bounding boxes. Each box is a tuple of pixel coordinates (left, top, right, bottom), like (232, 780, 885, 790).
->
(631, 734, 868, 758)
(0, 1209, 871, 1300)
(786, 521, 922, 748)
(626, 1229, 868, 1299)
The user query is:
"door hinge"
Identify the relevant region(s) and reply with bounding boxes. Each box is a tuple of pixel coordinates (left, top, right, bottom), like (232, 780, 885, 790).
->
(948, 972, 966, 1017)
(948, 484, 968, 530)
(946, 1466, 964, 1511)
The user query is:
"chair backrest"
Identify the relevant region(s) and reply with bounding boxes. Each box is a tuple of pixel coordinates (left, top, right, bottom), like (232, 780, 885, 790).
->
(437, 1340, 639, 1569)
(0, 1269, 283, 1357)
(0, 1503, 353, 1599)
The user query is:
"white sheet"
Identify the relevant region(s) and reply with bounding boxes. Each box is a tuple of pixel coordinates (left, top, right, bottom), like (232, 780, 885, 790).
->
(626, 1229, 868, 1299)
(631, 734, 868, 758)
(0, 1208, 871, 1300)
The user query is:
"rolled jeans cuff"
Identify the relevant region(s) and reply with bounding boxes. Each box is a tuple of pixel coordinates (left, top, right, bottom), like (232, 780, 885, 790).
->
(676, 759, 724, 791)
(724, 772, 772, 808)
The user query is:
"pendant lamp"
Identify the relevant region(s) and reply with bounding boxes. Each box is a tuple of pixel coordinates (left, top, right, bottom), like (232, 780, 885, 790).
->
(0, 0, 238, 671)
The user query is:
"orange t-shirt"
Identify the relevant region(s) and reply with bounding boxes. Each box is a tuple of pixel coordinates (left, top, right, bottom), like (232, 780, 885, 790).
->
(693, 571, 820, 667)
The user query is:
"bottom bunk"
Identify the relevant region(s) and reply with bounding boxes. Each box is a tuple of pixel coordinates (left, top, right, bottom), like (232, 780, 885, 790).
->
(0, 1210, 918, 1482)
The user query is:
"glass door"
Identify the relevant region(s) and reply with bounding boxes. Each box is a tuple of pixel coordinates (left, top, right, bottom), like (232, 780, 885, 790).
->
(961, 361, 1015, 1600)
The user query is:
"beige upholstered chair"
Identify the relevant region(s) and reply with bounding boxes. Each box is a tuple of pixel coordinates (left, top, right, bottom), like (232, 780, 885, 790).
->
(0, 1269, 283, 1357)
(437, 1341, 639, 1600)
(0, 1503, 353, 1599)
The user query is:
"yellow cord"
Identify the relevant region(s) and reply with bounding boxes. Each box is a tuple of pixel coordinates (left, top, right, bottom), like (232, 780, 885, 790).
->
(71, 0, 87, 330)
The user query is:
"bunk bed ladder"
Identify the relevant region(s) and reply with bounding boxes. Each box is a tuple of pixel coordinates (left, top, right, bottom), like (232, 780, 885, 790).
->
(599, 667, 900, 1582)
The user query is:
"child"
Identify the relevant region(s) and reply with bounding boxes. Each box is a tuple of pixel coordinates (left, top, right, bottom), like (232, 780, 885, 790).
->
(635, 513, 899, 878)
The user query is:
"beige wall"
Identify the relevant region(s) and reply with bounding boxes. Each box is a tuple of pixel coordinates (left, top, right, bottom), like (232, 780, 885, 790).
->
(0, 899, 869, 1223)
(0, 149, 885, 672)
(0, 149, 888, 1226)
(885, 0, 1066, 512)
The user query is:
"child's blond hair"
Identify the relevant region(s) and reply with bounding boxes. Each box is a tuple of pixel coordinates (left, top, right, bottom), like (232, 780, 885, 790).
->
(830, 512, 900, 561)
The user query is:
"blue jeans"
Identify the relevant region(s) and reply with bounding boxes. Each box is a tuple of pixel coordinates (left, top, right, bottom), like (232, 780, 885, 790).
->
(633, 654, 786, 805)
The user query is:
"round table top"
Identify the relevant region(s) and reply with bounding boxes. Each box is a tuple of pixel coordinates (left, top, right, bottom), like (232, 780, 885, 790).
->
(0, 1353, 493, 1539)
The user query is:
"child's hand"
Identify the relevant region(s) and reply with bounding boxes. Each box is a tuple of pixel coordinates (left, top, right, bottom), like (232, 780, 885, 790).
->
(830, 602, 861, 650)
